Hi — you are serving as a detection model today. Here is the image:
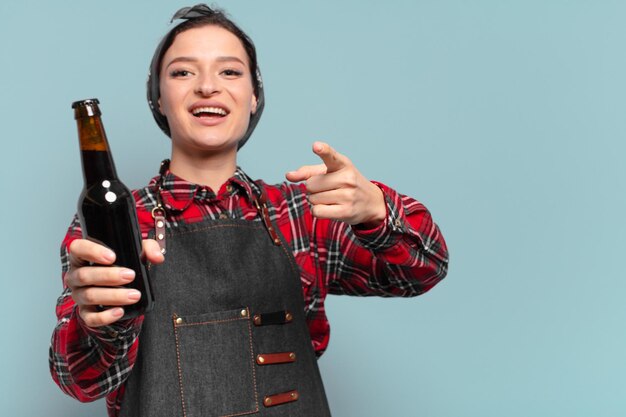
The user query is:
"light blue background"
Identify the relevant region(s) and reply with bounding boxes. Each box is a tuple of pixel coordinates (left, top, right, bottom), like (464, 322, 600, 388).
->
(2, 1, 625, 416)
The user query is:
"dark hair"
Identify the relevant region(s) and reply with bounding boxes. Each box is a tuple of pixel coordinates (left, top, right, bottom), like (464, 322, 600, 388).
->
(147, 4, 264, 149)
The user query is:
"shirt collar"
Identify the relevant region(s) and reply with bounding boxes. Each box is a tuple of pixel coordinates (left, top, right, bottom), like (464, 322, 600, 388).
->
(149, 166, 260, 212)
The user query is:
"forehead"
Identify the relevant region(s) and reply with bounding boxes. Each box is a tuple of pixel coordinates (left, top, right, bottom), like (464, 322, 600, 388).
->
(163, 25, 250, 65)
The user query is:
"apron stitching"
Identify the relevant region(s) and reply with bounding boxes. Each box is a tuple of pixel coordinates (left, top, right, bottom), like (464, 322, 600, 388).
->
(176, 316, 249, 327)
(246, 307, 260, 413)
(277, 236, 301, 279)
(220, 409, 260, 417)
(164, 223, 265, 237)
(172, 317, 188, 417)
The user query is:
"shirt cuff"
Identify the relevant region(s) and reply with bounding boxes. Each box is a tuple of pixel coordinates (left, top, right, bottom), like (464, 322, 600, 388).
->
(351, 181, 405, 251)
(76, 308, 143, 351)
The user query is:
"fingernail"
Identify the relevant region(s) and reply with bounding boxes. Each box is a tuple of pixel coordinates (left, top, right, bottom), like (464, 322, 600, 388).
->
(102, 250, 116, 262)
(128, 290, 142, 301)
(120, 269, 135, 281)
(111, 308, 124, 318)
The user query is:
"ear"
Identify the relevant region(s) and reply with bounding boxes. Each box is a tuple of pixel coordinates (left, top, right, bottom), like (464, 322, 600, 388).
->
(250, 95, 258, 115)
(158, 98, 164, 115)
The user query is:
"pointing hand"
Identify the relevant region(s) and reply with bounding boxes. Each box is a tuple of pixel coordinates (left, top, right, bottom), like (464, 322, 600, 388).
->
(286, 141, 386, 227)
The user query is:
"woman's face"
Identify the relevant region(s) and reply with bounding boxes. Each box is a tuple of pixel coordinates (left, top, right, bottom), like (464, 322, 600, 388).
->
(158, 25, 257, 157)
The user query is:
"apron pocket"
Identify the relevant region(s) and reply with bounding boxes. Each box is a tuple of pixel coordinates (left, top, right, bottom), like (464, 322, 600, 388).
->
(173, 307, 259, 417)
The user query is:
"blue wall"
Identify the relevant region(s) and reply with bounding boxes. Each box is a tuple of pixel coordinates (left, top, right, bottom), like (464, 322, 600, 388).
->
(2, 1, 625, 416)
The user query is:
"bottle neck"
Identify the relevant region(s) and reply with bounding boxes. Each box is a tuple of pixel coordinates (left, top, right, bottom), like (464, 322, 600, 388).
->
(76, 116, 118, 185)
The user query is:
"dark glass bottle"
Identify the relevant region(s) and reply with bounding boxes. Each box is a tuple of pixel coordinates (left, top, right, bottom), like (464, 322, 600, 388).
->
(73, 98, 154, 319)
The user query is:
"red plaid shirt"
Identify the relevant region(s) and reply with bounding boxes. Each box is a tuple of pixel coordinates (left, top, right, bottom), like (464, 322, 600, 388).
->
(49, 167, 448, 416)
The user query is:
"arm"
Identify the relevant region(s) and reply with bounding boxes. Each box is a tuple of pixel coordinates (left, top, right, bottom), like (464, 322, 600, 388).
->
(49, 216, 161, 401)
(286, 142, 448, 297)
(321, 182, 448, 296)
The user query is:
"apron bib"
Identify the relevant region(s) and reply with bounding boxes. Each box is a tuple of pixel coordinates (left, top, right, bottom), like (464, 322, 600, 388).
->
(119, 208, 331, 417)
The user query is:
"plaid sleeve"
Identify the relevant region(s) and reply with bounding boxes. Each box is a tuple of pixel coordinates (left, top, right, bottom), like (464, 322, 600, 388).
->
(320, 182, 449, 297)
(48, 215, 142, 403)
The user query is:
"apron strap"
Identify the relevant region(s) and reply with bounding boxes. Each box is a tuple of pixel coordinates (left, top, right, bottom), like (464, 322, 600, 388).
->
(252, 188, 282, 246)
(151, 159, 170, 254)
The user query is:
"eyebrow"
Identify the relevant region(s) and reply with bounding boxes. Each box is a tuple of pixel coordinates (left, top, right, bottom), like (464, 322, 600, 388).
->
(165, 56, 247, 68)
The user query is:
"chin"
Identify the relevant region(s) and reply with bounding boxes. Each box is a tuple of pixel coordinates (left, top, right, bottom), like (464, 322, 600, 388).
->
(193, 139, 239, 153)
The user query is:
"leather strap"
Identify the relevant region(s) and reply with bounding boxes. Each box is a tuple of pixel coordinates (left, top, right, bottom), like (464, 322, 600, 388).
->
(253, 189, 281, 246)
(253, 310, 293, 326)
(256, 352, 296, 366)
(263, 390, 299, 407)
(151, 159, 170, 254)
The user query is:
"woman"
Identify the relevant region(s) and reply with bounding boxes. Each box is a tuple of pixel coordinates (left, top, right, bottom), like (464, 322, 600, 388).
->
(50, 5, 449, 417)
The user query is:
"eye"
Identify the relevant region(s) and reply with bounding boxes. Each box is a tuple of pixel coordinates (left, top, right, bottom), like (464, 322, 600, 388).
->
(221, 69, 244, 77)
(170, 69, 193, 78)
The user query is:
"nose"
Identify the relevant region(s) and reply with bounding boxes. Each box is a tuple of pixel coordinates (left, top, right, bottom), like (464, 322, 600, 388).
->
(195, 72, 220, 96)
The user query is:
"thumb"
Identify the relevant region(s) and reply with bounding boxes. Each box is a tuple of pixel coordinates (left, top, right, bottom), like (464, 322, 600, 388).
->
(286, 164, 327, 182)
(313, 141, 349, 173)
(141, 239, 165, 264)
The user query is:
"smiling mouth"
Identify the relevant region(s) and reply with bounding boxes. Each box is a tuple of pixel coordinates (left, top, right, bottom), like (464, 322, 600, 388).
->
(191, 106, 229, 118)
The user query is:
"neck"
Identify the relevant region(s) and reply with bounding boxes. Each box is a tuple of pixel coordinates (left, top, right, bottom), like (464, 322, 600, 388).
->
(169, 148, 238, 192)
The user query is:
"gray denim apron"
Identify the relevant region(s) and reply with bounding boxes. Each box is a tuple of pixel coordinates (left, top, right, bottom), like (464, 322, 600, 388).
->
(119, 191, 331, 417)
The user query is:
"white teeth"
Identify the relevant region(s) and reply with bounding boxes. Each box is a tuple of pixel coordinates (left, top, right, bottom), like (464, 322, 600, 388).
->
(191, 106, 227, 116)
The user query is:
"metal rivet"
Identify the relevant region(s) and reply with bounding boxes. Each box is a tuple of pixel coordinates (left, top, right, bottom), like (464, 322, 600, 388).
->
(240, 309, 248, 317)
(289, 352, 296, 360)
(175, 317, 183, 325)
(157, 233, 164, 240)
(219, 213, 228, 219)
(156, 220, 164, 228)
(264, 397, 272, 406)
(274, 238, 281, 244)
(257, 355, 265, 364)
(291, 392, 297, 399)
(285, 312, 293, 322)
(253, 315, 261, 325)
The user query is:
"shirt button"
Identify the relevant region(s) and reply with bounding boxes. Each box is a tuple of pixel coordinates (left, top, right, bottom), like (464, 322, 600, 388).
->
(394, 219, 402, 228)
(225, 184, 234, 193)
(219, 213, 229, 219)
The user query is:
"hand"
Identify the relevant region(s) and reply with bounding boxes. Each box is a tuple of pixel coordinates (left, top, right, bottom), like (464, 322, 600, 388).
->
(286, 141, 386, 227)
(65, 239, 165, 328)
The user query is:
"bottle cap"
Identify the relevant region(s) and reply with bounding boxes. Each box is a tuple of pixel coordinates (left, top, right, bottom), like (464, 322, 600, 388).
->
(72, 98, 101, 118)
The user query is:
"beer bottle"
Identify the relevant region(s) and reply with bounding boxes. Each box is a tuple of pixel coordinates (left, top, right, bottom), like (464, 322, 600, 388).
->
(73, 98, 154, 319)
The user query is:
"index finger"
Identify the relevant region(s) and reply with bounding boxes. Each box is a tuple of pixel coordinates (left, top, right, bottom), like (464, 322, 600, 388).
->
(68, 238, 116, 267)
(313, 142, 350, 173)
